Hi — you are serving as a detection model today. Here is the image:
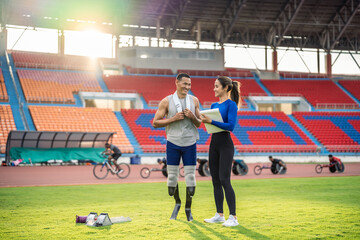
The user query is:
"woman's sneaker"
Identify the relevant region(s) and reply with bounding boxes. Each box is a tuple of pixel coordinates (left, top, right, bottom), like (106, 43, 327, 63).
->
(204, 213, 225, 223)
(222, 215, 239, 227)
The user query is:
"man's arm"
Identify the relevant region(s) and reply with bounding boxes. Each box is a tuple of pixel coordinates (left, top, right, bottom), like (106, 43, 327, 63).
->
(183, 96, 202, 128)
(152, 97, 185, 128)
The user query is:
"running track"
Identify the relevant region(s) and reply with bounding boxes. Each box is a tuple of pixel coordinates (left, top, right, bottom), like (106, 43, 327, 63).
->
(1, 163, 360, 187)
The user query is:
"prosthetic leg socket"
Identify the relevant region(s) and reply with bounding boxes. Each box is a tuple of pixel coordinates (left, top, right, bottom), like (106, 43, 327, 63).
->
(185, 187, 195, 221)
(169, 184, 181, 220)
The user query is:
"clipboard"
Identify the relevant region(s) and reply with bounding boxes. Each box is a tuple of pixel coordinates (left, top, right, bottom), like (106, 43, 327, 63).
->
(200, 108, 224, 133)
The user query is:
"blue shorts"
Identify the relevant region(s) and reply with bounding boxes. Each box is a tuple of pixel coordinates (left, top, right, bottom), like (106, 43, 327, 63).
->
(166, 141, 197, 166)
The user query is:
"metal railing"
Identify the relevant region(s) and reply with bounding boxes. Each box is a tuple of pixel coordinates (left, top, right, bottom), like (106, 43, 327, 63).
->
(5, 51, 29, 131)
(3, 144, 358, 156)
(315, 103, 360, 109)
(26, 96, 74, 104)
(14, 62, 96, 71)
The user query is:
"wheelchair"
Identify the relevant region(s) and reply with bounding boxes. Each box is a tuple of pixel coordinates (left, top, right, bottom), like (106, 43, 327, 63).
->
(315, 161, 344, 174)
(254, 160, 287, 175)
(232, 159, 248, 176)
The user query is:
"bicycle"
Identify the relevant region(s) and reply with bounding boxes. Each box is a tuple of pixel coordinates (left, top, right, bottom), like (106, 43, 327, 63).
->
(93, 154, 131, 179)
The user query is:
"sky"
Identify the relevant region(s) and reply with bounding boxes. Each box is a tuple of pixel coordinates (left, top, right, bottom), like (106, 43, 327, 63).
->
(5, 25, 360, 76)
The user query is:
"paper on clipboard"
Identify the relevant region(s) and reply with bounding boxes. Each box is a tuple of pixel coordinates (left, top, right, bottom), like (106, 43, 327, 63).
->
(200, 108, 224, 133)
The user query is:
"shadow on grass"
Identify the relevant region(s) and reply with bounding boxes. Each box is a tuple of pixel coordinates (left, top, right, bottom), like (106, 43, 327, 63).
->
(235, 225, 271, 240)
(85, 225, 112, 231)
(178, 219, 229, 240)
(191, 220, 271, 240)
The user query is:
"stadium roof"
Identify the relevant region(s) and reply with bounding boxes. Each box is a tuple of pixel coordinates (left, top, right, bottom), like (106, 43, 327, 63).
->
(2, 0, 360, 51)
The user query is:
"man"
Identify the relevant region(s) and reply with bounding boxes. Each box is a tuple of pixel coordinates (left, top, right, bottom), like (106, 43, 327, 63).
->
(269, 156, 287, 174)
(328, 154, 343, 171)
(328, 154, 341, 165)
(104, 143, 122, 173)
(152, 73, 201, 221)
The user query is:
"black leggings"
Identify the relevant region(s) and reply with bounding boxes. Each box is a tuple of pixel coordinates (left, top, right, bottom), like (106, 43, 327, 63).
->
(209, 131, 236, 216)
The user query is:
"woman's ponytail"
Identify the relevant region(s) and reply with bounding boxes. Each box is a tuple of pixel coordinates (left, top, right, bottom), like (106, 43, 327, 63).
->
(230, 80, 241, 107)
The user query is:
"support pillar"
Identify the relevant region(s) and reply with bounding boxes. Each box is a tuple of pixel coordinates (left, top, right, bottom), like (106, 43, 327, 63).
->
(272, 49, 278, 72)
(265, 46, 268, 71)
(317, 49, 320, 74)
(325, 52, 332, 78)
(196, 21, 201, 49)
(156, 18, 161, 47)
(0, 28, 7, 56)
(58, 30, 64, 55)
(114, 35, 119, 59)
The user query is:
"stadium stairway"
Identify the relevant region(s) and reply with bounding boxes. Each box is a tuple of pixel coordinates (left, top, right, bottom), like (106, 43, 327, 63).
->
(334, 81, 360, 106)
(287, 114, 324, 152)
(0, 56, 25, 130)
(115, 111, 143, 154)
(73, 94, 84, 107)
(7, 54, 36, 130)
(254, 76, 272, 96)
(96, 67, 109, 92)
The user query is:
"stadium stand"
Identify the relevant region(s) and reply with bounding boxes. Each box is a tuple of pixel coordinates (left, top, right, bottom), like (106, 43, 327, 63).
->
(0, 70, 9, 102)
(121, 109, 317, 153)
(121, 108, 211, 153)
(103, 75, 174, 104)
(279, 71, 328, 78)
(29, 106, 133, 153)
(293, 112, 360, 152)
(125, 65, 173, 75)
(338, 80, 360, 103)
(121, 109, 166, 152)
(11, 51, 97, 71)
(191, 77, 266, 107)
(233, 111, 317, 153)
(261, 80, 357, 108)
(0, 105, 16, 153)
(178, 69, 253, 77)
(17, 69, 102, 103)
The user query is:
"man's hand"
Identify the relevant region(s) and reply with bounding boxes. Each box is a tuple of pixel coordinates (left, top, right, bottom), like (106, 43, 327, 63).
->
(183, 108, 195, 120)
(172, 111, 185, 121)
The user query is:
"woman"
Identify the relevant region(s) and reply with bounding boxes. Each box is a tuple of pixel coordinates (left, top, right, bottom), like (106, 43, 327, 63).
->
(200, 76, 240, 227)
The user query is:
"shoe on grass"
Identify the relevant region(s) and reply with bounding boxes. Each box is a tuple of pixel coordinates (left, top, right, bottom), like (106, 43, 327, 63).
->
(204, 213, 225, 223)
(222, 215, 239, 227)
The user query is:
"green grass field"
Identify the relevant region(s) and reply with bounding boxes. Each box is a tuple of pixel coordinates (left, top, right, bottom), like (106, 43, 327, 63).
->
(1, 176, 360, 239)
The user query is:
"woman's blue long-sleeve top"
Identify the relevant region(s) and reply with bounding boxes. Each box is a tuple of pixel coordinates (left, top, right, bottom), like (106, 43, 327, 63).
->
(210, 99, 238, 132)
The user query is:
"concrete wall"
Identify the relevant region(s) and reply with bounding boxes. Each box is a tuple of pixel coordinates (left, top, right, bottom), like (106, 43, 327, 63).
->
(124, 155, 360, 165)
(118, 46, 225, 73)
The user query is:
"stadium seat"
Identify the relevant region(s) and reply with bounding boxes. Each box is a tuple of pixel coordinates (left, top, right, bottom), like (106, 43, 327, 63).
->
(0, 105, 16, 153)
(178, 69, 253, 77)
(0, 70, 9, 102)
(103, 75, 175, 105)
(338, 80, 360, 104)
(29, 106, 133, 153)
(293, 112, 360, 152)
(17, 69, 102, 104)
(261, 79, 356, 108)
(11, 51, 97, 71)
(121, 109, 317, 153)
(233, 111, 316, 153)
(191, 78, 266, 107)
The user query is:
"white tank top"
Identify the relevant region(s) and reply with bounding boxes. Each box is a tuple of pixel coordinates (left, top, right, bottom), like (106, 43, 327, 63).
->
(166, 94, 199, 147)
